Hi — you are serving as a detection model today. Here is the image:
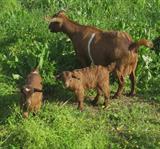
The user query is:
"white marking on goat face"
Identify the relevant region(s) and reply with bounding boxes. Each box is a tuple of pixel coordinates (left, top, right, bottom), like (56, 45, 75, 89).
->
(50, 18, 63, 26)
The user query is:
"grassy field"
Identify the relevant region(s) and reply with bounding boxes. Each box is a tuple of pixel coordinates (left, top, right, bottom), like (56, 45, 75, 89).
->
(0, 0, 160, 148)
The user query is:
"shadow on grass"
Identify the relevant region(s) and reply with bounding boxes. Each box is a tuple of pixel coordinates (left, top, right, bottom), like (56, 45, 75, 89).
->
(0, 93, 20, 123)
(43, 82, 98, 109)
(0, 36, 18, 50)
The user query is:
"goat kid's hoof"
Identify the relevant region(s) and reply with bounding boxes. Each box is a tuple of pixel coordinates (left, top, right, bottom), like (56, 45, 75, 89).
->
(77, 107, 84, 112)
(102, 105, 106, 109)
(102, 105, 109, 110)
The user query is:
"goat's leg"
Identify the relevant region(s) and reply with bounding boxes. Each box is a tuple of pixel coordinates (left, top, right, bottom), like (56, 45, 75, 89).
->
(128, 61, 137, 96)
(92, 88, 102, 106)
(76, 90, 85, 111)
(128, 71, 136, 96)
(113, 72, 125, 98)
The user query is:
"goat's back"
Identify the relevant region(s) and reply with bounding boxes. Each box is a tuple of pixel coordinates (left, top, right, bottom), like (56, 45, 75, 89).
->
(27, 72, 42, 89)
(72, 65, 109, 88)
(88, 31, 133, 66)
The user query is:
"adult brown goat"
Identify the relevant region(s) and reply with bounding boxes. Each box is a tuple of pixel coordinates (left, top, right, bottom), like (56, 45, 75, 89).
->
(47, 10, 153, 98)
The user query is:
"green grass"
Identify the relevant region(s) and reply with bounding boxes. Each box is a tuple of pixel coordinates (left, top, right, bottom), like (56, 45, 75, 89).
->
(0, 91, 160, 148)
(0, 0, 160, 148)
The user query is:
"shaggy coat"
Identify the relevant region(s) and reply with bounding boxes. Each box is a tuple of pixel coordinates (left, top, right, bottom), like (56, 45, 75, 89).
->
(20, 68, 43, 118)
(47, 11, 153, 98)
(57, 65, 115, 110)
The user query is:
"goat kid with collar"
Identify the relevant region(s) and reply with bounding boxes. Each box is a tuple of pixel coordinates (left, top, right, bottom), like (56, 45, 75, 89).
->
(20, 67, 43, 118)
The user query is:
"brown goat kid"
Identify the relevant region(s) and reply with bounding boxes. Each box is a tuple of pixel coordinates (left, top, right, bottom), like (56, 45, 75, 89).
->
(20, 68, 43, 118)
(47, 11, 153, 98)
(57, 65, 115, 110)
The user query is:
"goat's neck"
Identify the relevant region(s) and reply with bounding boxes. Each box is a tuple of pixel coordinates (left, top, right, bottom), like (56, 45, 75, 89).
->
(62, 19, 82, 39)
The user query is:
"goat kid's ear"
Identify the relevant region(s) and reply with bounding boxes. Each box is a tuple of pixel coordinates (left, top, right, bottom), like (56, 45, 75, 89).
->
(24, 87, 34, 94)
(72, 74, 80, 80)
(24, 87, 31, 92)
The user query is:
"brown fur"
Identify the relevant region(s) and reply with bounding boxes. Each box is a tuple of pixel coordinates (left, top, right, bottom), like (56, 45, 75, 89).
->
(58, 65, 114, 110)
(20, 68, 43, 118)
(48, 11, 153, 98)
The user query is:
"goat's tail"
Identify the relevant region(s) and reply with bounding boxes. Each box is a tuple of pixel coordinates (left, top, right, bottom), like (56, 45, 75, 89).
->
(129, 39, 153, 52)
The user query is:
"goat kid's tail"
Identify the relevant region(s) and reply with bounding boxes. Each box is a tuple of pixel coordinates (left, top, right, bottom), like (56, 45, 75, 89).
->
(129, 39, 153, 52)
(107, 62, 116, 72)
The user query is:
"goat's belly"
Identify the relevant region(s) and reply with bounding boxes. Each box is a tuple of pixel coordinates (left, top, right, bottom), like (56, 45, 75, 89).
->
(30, 93, 42, 107)
(94, 59, 113, 67)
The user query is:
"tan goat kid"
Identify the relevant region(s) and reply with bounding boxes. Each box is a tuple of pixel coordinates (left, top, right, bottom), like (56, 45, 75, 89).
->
(57, 65, 115, 110)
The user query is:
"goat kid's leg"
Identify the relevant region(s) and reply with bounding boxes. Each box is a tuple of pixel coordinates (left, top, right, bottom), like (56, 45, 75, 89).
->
(76, 90, 85, 111)
(113, 72, 125, 99)
(128, 71, 136, 96)
(102, 87, 110, 108)
(23, 112, 29, 118)
(92, 88, 102, 106)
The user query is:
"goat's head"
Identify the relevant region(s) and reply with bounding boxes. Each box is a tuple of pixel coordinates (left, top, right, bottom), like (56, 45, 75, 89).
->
(46, 10, 67, 33)
(56, 71, 71, 87)
(60, 71, 81, 89)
